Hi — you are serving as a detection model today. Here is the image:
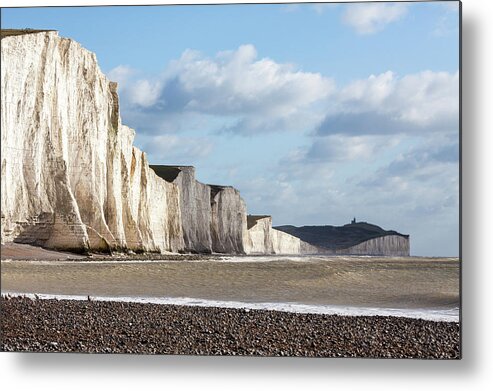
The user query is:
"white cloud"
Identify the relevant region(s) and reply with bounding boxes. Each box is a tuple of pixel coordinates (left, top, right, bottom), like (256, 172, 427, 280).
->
(433, 1, 460, 37)
(391, 70, 459, 126)
(318, 70, 459, 135)
(285, 134, 400, 164)
(440, 1, 460, 12)
(107, 65, 162, 107)
(129, 79, 163, 107)
(138, 134, 214, 164)
(170, 44, 331, 116)
(110, 47, 457, 140)
(356, 136, 458, 188)
(107, 65, 134, 89)
(238, 161, 338, 225)
(110, 44, 334, 135)
(338, 71, 396, 107)
(342, 3, 408, 35)
(112, 57, 457, 139)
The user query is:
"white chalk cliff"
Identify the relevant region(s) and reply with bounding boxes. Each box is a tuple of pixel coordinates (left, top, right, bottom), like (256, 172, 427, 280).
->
(150, 166, 213, 253)
(333, 235, 410, 256)
(245, 215, 311, 255)
(0, 30, 305, 255)
(1, 31, 183, 253)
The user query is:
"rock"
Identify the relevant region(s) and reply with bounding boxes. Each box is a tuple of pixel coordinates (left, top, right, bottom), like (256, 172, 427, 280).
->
(0, 31, 185, 253)
(244, 215, 274, 254)
(150, 165, 213, 254)
(209, 185, 248, 254)
(275, 222, 410, 256)
(272, 228, 302, 254)
(335, 235, 410, 256)
(245, 215, 312, 255)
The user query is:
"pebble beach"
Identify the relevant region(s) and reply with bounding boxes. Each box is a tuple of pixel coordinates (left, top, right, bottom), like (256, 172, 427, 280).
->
(0, 296, 460, 358)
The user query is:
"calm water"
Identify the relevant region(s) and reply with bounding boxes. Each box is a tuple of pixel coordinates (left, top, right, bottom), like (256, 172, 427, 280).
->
(1, 256, 460, 321)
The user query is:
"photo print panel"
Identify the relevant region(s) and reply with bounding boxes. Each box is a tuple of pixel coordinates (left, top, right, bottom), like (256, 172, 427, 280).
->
(1, 1, 460, 359)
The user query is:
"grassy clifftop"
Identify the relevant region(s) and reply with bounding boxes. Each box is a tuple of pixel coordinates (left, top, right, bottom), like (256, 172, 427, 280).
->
(1, 29, 57, 39)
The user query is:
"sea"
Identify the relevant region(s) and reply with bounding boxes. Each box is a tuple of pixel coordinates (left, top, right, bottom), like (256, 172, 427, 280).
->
(0, 255, 460, 322)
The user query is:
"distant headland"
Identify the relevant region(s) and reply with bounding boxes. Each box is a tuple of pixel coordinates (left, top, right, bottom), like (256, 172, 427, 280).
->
(275, 220, 410, 256)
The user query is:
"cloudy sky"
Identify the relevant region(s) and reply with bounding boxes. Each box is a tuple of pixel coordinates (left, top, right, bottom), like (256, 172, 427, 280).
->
(2, 1, 460, 256)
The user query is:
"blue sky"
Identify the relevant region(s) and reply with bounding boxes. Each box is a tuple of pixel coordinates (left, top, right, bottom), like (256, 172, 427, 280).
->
(1, 1, 460, 256)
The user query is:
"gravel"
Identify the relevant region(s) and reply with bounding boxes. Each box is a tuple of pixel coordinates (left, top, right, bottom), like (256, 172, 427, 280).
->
(0, 296, 460, 358)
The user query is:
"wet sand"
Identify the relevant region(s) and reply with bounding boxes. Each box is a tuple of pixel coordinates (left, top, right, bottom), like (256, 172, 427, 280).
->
(0, 296, 460, 358)
(0, 243, 214, 261)
(1, 243, 85, 260)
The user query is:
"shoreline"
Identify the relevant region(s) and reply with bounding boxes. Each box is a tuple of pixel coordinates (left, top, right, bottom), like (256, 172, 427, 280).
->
(0, 242, 221, 262)
(0, 296, 460, 358)
(1, 292, 459, 323)
(1, 243, 459, 263)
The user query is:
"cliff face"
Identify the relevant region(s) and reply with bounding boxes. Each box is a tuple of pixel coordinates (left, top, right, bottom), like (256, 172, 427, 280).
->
(151, 166, 253, 255)
(1, 31, 184, 253)
(271, 229, 302, 255)
(335, 235, 410, 256)
(275, 222, 410, 256)
(210, 186, 248, 254)
(245, 215, 316, 255)
(149, 170, 309, 255)
(150, 165, 213, 253)
(245, 216, 274, 254)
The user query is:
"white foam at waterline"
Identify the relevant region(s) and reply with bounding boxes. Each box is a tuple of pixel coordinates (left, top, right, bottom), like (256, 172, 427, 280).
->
(1, 255, 459, 265)
(1, 291, 459, 323)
